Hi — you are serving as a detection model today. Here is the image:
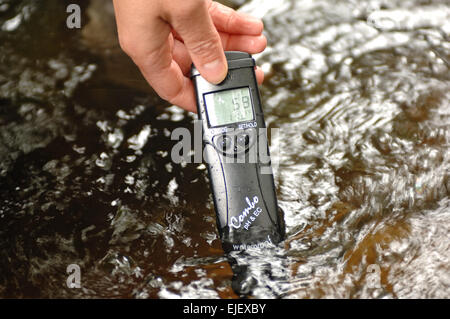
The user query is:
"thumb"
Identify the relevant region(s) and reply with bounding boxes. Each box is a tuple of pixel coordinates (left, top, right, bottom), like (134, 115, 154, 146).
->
(169, 1, 227, 84)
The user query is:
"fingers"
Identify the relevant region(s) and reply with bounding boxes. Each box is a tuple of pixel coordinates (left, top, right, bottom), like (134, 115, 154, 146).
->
(255, 67, 264, 85)
(171, 30, 267, 56)
(221, 33, 267, 54)
(172, 35, 265, 87)
(167, 0, 227, 84)
(171, 32, 267, 77)
(208, 1, 263, 35)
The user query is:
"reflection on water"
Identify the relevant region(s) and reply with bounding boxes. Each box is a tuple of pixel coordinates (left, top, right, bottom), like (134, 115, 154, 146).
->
(0, 0, 449, 298)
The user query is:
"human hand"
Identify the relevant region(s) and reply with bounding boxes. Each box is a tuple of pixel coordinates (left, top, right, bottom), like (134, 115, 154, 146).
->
(113, 0, 266, 112)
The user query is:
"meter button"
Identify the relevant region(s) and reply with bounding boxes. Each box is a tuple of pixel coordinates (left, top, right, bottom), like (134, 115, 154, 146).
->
(237, 133, 250, 147)
(216, 135, 232, 151)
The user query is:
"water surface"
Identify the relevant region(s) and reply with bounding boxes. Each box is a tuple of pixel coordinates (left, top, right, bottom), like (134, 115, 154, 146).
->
(0, 0, 449, 298)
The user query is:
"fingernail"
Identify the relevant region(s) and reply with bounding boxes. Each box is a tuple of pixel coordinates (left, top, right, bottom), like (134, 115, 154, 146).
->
(248, 15, 263, 24)
(203, 59, 221, 70)
(242, 13, 263, 24)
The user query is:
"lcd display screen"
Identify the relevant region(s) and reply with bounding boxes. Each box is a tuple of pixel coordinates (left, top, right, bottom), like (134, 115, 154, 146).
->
(204, 87, 254, 127)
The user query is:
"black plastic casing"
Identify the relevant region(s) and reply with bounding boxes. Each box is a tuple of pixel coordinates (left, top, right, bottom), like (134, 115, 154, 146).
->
(191, 51, 285, 252)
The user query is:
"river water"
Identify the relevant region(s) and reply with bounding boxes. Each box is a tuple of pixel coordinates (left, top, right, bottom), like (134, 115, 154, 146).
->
(0, 0, 449, 298)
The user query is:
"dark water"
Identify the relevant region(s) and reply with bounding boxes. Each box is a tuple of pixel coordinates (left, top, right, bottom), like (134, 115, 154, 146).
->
(0, 0, 449, 298)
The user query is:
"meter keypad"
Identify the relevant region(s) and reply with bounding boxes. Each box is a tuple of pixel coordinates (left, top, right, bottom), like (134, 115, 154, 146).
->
(216, 135, 232, 151)
(213, 129, 255, 156)
(237, 133, 250, 147)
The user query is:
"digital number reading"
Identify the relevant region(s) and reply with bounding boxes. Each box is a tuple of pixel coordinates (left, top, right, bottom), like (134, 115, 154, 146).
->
(204, 87, 254, 127)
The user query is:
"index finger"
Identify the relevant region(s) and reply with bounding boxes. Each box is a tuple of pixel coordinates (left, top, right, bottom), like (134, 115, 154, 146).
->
(208, 2, 264, 35)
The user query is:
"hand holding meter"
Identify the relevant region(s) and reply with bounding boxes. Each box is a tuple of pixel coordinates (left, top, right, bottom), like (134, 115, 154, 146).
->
(191, 52, 285, 252)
